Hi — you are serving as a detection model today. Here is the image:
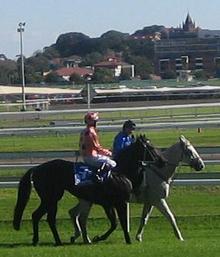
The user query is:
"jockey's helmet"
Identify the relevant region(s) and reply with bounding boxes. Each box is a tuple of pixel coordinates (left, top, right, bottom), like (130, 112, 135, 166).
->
(84, 112, 99, 124)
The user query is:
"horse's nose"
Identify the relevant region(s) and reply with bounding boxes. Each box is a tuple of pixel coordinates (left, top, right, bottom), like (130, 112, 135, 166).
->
(197, 158, 205, 171)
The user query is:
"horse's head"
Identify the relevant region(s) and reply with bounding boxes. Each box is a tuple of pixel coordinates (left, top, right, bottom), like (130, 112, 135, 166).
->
(179, 135, 205, 171)
(135, 134, 149, 159)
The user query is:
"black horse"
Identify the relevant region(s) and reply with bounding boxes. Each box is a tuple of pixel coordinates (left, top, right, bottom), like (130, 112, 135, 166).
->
(13, 135, 164, 246)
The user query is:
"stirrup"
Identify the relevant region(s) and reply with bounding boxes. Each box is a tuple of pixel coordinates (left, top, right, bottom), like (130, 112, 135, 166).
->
(95, 174, 103, 183)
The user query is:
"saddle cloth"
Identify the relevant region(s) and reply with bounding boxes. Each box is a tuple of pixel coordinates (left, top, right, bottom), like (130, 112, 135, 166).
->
(73, 162, 111, 186)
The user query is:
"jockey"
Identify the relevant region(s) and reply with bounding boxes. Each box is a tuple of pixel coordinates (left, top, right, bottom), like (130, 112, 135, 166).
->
(112, 120, 136, 159)
(79, 112, 116, 173)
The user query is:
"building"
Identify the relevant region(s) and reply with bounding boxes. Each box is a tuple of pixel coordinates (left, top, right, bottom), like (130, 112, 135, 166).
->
(49, 55, 82, 69)
(62, 55, 82, 68)
(94, 57, 135, 78)
(154, 13, 220, 77)
(55, 67, 93, 81)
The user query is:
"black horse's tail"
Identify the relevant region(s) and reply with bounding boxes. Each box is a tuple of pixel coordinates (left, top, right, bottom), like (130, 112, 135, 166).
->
(13, 168, 33, 230)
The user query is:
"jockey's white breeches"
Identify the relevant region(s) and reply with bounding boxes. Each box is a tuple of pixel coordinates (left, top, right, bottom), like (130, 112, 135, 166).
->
(83, 155, 117, 168)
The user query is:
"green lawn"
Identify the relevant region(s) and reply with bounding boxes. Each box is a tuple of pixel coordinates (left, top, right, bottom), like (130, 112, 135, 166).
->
(1, 186, 220, 256)
(0, 127, 219, 177)
(1, 104, 220, 128)
(0, 127, 220, 152)
(0, 217, 220, 257)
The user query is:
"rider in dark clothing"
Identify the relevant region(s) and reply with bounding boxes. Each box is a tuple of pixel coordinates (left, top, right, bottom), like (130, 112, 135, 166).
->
(113, 120, 136, 159)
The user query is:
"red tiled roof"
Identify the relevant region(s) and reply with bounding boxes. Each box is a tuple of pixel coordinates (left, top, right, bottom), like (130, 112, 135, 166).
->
(56, 67, 93, 76)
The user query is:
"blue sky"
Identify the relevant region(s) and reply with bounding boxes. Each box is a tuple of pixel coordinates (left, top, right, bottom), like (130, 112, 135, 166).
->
(1, 0, 219, 59)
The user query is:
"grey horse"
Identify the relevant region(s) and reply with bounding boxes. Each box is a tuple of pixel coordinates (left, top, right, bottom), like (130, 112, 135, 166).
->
(135, 135, 205, 242)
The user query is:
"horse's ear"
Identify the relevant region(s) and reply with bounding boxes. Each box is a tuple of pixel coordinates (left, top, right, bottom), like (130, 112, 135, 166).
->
(179, 135, 187, 145)
(179, 135, 185, 141)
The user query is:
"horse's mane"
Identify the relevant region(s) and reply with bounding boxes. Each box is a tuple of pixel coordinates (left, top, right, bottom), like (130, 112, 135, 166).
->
(115, 134, 166, 167)
(135, 134, 167, 167)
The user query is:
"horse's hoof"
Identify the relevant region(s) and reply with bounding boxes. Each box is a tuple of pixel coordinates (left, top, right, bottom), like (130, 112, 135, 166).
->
(92, 235, 100, 243)
(135, 235, 142, 242)
(32, 238, 39, 246)
(55, 241, 63, 247)
(70, 236, 76, 244)
(82, 237, 92, 244)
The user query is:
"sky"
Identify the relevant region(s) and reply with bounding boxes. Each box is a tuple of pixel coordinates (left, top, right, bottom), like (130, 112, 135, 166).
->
(1, 0, 220, 60)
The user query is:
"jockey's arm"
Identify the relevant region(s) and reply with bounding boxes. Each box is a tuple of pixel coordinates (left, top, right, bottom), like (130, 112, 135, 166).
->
(113, 134, 123, 157)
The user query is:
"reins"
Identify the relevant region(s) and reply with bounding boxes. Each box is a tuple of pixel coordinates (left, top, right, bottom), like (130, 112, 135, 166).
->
(140, 141, 184, 184)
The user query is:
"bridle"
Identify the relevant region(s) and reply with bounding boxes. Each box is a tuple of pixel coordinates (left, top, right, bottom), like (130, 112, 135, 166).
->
(165, 141, 201, 168)
(139, 139, 161, 172)
(140, 143, 169, 183)
(182, 142, 202, 169)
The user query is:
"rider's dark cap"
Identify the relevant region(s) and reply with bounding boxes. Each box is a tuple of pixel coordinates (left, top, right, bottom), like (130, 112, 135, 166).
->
(123, 120, 136, 130)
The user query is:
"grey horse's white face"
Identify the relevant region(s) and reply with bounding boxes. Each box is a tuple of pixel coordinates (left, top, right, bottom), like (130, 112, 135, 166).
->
(180, 135, 205, 171)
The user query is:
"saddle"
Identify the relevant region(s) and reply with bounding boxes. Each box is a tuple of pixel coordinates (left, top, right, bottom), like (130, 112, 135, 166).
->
(73, 162, 111, 186)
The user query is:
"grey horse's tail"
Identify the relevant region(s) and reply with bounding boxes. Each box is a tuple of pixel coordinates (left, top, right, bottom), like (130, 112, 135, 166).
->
(13, 168, 33, 230)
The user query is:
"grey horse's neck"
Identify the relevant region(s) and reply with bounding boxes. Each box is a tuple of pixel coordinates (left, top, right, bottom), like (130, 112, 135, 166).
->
(159, 142, 183, 182)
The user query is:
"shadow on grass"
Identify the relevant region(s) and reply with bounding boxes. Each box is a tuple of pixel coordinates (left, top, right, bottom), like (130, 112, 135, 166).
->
(0, 240, 108, 249)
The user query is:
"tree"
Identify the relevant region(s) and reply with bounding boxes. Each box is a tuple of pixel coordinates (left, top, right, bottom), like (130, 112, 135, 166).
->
(44, 72, 61, 83)
(194, 70, 209, 80)
(26, 55, 50, 73)
(161, 71, 177, 79)
(132, 25, 167, 38)
(119, 69, 132, 80)
(93, 68, 115, 83)
(126, 40, 154, 59)
(55, 32, 90, 57)
(125, 55, 153, 79)
(42, 46, 60, 60)
(81, 52, 103, 66)
(100, 30, 129, 52)
(69, 73, 85, 84)
(0, 60, 18, 84)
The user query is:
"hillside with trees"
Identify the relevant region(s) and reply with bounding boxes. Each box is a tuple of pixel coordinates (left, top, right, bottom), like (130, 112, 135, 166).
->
(0, 25, 167, 85)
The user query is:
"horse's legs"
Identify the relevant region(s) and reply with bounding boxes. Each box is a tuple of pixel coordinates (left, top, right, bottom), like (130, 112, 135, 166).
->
(69, 199, 92, 244)
(47, 201, 62, 246)
(69, 203, 82, 242)
(77, 200, 92, 244)
(156, 199, 184, 241)
(93, 206, 117, 243)
(136, 202, 154, 242)
(115, 202, 131, 244)
(32, 201, 47, 246)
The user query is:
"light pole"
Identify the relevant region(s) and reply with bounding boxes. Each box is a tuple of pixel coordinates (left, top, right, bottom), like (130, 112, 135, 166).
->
(17, 22, 26, 111)
(86, 77, 91, 111)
